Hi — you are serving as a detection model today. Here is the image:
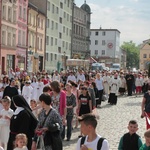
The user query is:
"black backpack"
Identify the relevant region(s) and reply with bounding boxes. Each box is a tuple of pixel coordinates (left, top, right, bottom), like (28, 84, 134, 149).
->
(80, 136, 105, 150)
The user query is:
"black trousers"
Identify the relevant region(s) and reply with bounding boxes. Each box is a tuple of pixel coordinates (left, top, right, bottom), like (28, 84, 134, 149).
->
(96, 89, 103, 106)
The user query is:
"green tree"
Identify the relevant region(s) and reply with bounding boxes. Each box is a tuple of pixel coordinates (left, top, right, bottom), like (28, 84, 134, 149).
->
(121, 41, 139, 69)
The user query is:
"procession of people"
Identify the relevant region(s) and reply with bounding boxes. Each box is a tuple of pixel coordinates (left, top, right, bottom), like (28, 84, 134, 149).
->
(0, 66, 150, 150)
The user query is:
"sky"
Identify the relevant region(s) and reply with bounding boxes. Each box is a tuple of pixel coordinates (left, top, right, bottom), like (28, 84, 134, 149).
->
(75, 0, 150, 45)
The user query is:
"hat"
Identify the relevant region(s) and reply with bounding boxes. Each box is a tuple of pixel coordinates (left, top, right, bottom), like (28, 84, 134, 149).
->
(78, 113, 97, 122)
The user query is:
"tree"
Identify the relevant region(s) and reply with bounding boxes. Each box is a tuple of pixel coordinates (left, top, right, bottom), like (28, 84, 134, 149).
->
(121, 41, 139, 69)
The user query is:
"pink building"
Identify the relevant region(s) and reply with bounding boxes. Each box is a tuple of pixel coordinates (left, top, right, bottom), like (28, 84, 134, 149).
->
(16, 0, 28, 70)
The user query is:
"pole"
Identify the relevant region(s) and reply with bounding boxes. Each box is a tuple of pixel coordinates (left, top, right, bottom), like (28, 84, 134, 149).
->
(0, 0, 2, 74)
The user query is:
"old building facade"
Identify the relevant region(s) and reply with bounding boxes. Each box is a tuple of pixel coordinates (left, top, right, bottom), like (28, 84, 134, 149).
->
(72, 1, 91, 59)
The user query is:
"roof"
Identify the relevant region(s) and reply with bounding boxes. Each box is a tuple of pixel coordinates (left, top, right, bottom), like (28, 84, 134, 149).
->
(90, 28, 121, 33)
(80, 1, 91, 14)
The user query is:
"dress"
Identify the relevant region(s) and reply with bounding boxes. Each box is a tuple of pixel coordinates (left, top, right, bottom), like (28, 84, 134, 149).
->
(13, 146, 28, 150)
(78, 94, 91, 116)
(0, 108, 14, 144)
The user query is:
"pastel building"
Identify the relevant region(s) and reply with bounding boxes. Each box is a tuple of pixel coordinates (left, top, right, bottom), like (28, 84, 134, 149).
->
(16, 0, 28, 70)
(27, 2, 46, 73)
(1, 0, 17, 73)
(45, 0, 73, 72)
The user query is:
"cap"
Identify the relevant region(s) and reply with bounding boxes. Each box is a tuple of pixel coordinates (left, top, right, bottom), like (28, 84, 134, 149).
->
(78, 113, 96, 122)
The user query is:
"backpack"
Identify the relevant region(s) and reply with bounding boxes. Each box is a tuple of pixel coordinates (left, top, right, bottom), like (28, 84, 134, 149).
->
(80, 136, 105, 150)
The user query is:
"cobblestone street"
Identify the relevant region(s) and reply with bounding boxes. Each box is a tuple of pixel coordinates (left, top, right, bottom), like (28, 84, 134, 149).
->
(63, 95, 146, 150)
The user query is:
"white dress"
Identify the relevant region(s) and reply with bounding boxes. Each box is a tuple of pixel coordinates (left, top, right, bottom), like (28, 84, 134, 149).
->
(0, 108, 14, 144)
(31, 82, 38, 100)
(22, 85, 33, 104)
(13, 146, 28, 150)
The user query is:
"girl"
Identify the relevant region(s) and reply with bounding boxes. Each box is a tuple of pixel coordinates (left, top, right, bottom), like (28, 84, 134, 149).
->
(0, 96, 14, 150)
(14, 133, 28, 150)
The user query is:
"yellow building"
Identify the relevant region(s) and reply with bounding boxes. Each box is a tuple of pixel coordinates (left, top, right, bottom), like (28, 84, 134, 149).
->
(27, 2, 46, 73)
(139, 39, 150, 70)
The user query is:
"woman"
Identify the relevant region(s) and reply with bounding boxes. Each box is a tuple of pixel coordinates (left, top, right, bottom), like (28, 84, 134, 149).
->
(50, 81, 66, 139)
(7, 95, 38, 150)
(31, 93, 63, 150)
(64, 83, 76, 141)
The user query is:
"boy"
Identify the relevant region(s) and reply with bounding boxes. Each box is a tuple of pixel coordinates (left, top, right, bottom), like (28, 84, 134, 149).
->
(140, 129, 150, 150)
(76, 113, 109, 150)
(118, 120, 143, 150)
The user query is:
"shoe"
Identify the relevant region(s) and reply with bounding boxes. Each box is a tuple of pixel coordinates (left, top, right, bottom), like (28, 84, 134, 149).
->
(66, 139, 70, 141)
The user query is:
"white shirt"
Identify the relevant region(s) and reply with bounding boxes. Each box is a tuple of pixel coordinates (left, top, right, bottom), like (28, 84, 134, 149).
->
(77, 73, 85, 82)
(67, 75, 76, 83)
(76, 134, 109, 150)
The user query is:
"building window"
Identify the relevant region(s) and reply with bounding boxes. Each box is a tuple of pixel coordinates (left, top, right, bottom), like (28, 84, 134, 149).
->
(51, 21, 54, 29)
(22, 31, 25, 46)
(102, 31, 106, 36)
(51, 53, 53, 61)
(2, 31, 6, 45)
(12, 34, 16, 46)
(23, 8, 26, 20)
(55, 23, 58, 30)
(19, 6, 22, 18)
(47, 19, 50, 28)
(40, 39, 42, 50)
(7, 33, 11, 46)
(95, 50, 98, 55)
(60, 2, 63, 9)
(41, 19, 43, 29)
(46, 36, 49, 45)
(102, 40, 106, 45)
(46, 53, 49, 61)
(51, 37, 53, 46)
(64, 12, 66, 18)
(102, 50, 105, 55)
(56, 7, 59, 14)
(59, 33, 62, 39)
(63, 26, 65, 33)
(37, 37, 39, 49)
(95, 40, 98, 45)
(67, 14, 69, 21)
(143, 54, 147, 58)
(18, 30, 21, 45)
(62, 41, 65, 47)
(59, 17, 62, 23)
(37, 17, 40, 27)
(8, 7, 12, 21)
(55, 38, 57, 45)
(13, 10, 16, 22)
(47, 2, 50, 11)
(2, 5, 6, 19)
(55, 54, 57, 60)
(52, 4, 55, 13)
(95, 32, 98, 36)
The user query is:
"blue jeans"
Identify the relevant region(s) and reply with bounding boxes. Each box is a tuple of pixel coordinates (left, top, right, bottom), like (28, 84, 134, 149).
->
(61, 115, 73, 140)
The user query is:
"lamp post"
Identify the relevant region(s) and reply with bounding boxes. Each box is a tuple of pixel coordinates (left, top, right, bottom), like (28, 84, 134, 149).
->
(27, 46, 33, 72)
(64, 51, 66, 71)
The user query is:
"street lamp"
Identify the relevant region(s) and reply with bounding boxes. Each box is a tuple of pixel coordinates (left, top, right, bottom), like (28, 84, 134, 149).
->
(64, 51, 66, 71)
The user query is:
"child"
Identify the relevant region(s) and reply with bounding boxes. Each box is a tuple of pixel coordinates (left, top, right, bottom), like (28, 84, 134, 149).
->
(118, 120, 143, 150)
(139, 129, 150, 150)
(13, 133, 28, 150)
(76, 113, 109, 150)
(30, 99, 38, 118)
(0, 96, 14, 150)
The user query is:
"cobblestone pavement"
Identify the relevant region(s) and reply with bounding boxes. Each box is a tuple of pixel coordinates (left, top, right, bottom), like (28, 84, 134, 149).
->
(63, 95, 146, 150)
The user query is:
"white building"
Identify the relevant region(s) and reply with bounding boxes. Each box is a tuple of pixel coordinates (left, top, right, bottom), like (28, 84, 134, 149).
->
(90, 28, 121, 67)
(45, 0, 73, 72)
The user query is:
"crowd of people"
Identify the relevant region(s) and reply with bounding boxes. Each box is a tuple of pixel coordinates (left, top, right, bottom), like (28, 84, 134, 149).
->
(0, 67, 150, 150)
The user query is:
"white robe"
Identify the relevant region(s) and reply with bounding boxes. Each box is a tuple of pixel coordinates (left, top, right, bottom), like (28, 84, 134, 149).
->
(22, 85, 33, 104)
(102, 75, 110, 94)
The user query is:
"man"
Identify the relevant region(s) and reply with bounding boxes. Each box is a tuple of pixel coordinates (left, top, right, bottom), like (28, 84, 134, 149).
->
(77, 70, 85, 83)
(66, 71, 76, 83)
(125, 71, 134, 96)
(76, 113, 109, 150)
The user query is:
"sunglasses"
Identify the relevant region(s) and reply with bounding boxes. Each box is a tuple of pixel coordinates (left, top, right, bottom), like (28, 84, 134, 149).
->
(81, 87, 87, 90)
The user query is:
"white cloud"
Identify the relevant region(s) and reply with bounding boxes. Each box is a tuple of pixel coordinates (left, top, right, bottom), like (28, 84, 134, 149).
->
(89, 3, 150, 45)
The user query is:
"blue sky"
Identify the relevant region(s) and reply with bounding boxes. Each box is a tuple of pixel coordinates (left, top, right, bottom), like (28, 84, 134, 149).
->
(75, 0, 150, 45)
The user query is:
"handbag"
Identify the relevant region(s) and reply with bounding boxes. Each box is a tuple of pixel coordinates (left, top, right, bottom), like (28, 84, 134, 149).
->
(37, 135, 45, 150)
